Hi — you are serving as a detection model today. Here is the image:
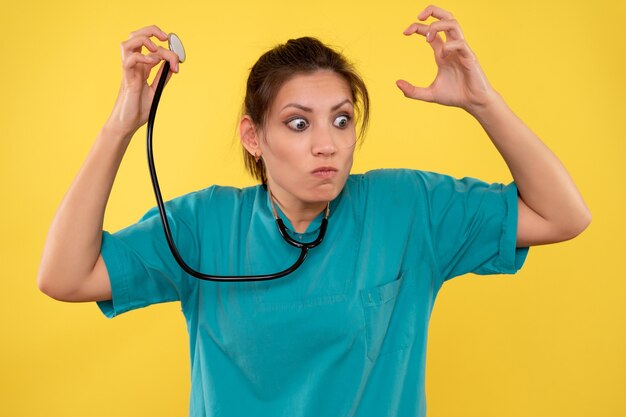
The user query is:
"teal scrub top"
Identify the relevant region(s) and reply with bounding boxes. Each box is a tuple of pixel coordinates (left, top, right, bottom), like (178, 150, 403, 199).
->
(97, 169, 529, 417)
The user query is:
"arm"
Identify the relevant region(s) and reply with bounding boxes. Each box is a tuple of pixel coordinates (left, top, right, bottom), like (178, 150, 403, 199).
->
(37, 127, 127, 302)
(396, 5, 591, 247)
(468, 94, 590, 246)
(37, 25, 180, 301)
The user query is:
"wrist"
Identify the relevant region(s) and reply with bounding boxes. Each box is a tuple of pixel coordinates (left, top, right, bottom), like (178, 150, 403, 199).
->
(465, 90, 507, 123)
(99, 124, 136, 156)
(100, 120, 136, 145)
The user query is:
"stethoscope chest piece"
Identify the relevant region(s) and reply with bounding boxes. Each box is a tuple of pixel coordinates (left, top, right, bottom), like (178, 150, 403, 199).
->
(168, 33, 186, 63)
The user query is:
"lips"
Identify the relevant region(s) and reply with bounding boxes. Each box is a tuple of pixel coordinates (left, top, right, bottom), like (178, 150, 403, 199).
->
(311, 166, 338, 178)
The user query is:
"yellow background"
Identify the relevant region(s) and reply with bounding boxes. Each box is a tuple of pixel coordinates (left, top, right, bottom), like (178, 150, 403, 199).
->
(1, 0, 624, 416)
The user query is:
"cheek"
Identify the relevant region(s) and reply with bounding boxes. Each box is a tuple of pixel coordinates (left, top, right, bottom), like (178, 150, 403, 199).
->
(263, 132, 307, 162)
(342, 146, 355, 165)
(261, 139, 307, 177)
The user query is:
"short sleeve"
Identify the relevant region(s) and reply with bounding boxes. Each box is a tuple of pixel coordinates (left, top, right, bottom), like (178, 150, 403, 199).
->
(418, 171, 529, 283)
(97, 193, 201, 318)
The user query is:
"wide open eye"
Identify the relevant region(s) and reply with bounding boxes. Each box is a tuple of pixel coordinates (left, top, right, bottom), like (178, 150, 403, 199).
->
(286, 118, 309, 131)
(333, 115, 351, 129)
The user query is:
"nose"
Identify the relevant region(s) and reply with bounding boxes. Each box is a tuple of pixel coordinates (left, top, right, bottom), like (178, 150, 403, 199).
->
(311, 126, 338, 157)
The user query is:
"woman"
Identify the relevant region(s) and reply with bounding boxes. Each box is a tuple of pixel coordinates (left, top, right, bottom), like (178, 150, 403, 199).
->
(38, 5, 591, 417)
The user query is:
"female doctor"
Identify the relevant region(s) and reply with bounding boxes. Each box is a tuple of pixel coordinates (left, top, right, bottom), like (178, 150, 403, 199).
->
(38, 5, 591, 417)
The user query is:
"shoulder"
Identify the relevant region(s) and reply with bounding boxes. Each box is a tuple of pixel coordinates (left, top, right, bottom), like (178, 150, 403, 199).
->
(346, 168, 454, 193)
(340, 169, 440, 213)
(171, 184, 262, 205)
(354, 168, 503, 193)
(343, 169, 508, 211)
(140, 184, 263, 222)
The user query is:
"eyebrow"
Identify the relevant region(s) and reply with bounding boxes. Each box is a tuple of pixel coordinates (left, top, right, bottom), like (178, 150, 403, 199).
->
(280, 99, 353, 113)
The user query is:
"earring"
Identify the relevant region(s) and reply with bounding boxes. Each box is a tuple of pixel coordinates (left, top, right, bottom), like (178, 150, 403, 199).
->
(254, 152, 261, 163)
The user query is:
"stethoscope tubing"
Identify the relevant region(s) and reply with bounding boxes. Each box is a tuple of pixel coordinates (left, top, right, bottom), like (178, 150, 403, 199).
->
(146, 60, 328, 282)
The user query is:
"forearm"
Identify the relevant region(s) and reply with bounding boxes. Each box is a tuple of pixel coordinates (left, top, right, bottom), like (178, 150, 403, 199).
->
(469, 92, 591, 234)
(37, 125, 131, 298)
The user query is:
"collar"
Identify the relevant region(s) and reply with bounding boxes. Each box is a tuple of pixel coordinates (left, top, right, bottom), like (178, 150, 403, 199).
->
(262, 186, 341, 235)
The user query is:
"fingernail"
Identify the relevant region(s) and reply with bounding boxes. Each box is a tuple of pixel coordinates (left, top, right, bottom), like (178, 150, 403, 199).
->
(426, 32, 431, 42)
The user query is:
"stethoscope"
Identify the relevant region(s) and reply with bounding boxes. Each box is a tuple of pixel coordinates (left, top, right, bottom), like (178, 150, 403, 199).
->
(146, 34, 329, 282)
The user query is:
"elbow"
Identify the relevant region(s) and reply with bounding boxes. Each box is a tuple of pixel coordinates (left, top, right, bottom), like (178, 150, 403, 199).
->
(517, 201, 591, 247)
(37, 270, 74, 302)
(37, 273, 62, 301)
(580, 208, 592, 232)
(574, 207, 592, 236)
(561, 208, 592, 241)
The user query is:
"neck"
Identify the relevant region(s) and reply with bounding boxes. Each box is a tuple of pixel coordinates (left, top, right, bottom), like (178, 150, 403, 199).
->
(268, 189, 328, 234)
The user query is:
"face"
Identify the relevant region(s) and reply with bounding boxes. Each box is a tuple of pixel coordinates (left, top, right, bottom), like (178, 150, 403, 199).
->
(246, 70, 356, 209)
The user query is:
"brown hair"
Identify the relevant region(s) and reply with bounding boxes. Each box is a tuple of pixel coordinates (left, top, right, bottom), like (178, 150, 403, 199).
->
(242, 36, 370, 184)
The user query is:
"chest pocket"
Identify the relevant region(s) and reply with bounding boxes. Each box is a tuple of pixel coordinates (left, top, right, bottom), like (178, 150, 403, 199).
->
(360, 271, 419, 361)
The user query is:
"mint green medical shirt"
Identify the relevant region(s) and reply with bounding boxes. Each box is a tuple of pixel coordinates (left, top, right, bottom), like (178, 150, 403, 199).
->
(97, 169, 529, 417)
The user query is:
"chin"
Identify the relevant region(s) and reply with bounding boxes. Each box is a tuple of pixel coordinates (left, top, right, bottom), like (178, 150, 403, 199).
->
(308, 182, 345, 203)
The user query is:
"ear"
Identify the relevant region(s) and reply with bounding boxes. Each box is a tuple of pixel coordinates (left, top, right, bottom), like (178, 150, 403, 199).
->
(239, 115, 261, 157)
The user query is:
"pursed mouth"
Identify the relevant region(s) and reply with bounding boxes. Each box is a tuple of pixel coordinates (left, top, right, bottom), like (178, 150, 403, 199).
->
(311, 167, 338, 178)
(312, 167, 338, 173)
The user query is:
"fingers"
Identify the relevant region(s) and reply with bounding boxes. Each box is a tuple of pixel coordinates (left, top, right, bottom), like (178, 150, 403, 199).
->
(150, 60, 175, 90)
(123, 46, 179, 73)
(121, 25, 168, 56)
(403, 22, 429, 37)
(395, 79, 434, 103)
(124, 51, 160, 69)
(426, 19, 465, 42)
(150, 46, 179, 73)
(403, 21, 443, 56)
(403, 7, 464, 42)
(441, 39, 474, 60)
(403, 5, 471, 60)
(129, 25, 168, 42)
(121, 35, 159, 55)
(121, 26, 180, 73)
(418, 4, 453, 21)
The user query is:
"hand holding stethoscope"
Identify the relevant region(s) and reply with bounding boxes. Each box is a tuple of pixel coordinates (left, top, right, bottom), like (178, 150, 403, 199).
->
(104, 26, 181, 140)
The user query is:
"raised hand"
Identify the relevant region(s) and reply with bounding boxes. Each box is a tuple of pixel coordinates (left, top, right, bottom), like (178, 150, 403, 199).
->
(105, 25, 180, 139)
(396, 5, 498, 114)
